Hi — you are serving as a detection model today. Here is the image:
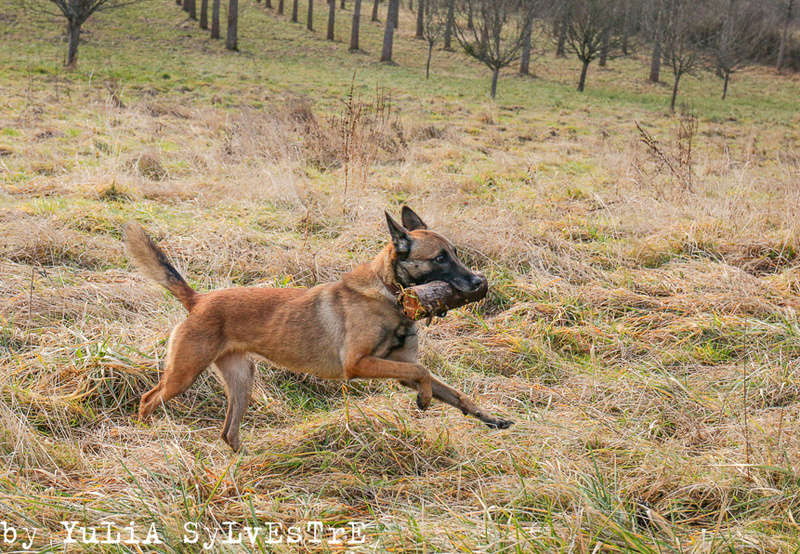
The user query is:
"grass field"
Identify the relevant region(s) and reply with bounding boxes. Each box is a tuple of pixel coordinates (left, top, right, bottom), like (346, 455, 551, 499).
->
(2, 0, 800, 551)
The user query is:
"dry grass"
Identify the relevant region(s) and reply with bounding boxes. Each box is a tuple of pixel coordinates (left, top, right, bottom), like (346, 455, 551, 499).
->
(2, 0, 800, 551)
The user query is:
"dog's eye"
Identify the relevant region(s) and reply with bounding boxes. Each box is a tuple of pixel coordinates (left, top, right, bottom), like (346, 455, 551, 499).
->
(435, 254, 447, 264)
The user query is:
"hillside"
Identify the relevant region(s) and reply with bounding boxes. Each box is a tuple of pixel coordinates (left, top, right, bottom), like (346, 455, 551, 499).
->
(1, 0, 800, 551)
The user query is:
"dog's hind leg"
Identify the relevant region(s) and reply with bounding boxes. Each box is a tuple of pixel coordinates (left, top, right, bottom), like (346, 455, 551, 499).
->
(138, 321, 222, 420)
(400, 375, 513, 429)
(214, 352, 255, 452)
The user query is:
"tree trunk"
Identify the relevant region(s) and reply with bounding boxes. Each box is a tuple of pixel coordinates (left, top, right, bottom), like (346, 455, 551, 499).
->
(722, 72, 729, 99)
(187, 0, 196, 20)
(649, 7, 663, 82)
(341, 0, 345, 7)
(391, 0, 398, 28)
(278, 0, 284, 14)
(380, 0, 397, 62)
(777, 0, 793, 72)
(371, 0, 379, 21)
(649, 39, 661, 82)
(621, 0, 631, 55)
(183, 0, 189, 12)
(66, 21, 80, 68)
(467, 2, 472, 29)
(226, 0, 238, 50)
(200, 0, 208, 28)
(307, 0, 314, 30)
(211, 0, 221, 38)
(177, 0, 182, 6)
(350, 0, 361, 50)
(443, 0, 454, 50)
(327, 0, 335, 39)
(556, 16, 567, 57)
(426, 41, 433, 78)
(415, 0, 423, 38)
(519, 12, 533, 75)
(490, 67, 499, 98)
(292, 0, 299, 22)
(266, 0, 272, 8)
(670, 72, 680, 112)
(599, 26, 610, 67)
(577, 59, 590, 91)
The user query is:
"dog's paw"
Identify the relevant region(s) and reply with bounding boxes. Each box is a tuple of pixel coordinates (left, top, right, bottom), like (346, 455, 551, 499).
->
(416, 393, 431, 411)
(485, 417, 514, 430)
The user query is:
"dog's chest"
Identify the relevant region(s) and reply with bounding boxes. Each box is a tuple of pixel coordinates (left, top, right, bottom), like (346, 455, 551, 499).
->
(372, 321, 416, 359)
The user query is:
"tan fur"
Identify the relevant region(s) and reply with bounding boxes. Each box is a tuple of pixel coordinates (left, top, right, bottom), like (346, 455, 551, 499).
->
(125, 208, 512, 451)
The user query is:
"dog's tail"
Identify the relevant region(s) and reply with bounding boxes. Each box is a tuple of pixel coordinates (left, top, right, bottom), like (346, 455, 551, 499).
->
(123, 222, 198, 311)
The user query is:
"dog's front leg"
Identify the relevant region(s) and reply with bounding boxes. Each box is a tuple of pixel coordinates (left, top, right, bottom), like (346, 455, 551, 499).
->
(345, 356, 432, 409)
(400, 375, 513, 429)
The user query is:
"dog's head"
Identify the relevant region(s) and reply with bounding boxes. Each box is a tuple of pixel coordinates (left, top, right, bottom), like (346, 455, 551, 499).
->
(384, 206, 486, 294)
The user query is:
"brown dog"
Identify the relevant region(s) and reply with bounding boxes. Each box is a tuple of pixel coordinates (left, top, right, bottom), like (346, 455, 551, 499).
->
(124, 207, 512, 451)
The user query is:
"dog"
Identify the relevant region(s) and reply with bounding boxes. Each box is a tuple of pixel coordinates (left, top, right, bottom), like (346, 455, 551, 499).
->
(124, 207, 513, 451)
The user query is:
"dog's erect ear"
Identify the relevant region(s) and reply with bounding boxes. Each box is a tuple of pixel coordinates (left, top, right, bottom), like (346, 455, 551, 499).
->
(401, 206, 427, 231)
(385, 211, 412, 256)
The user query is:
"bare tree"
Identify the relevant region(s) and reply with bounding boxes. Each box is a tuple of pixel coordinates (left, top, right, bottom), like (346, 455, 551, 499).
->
(278, 0, 284, 14)
(422, 0, 446, 77)
(327, 0, 335, 39)
(211, 0, 221, 37)
(711, 0, 766, 99)
(38, 0, 140, 67)
(350, 0, 362, 49)
(564, 0, 620, 91)
(308, 0, 314, 30)
(416, 0, 424, 37)
(372, 0, 379, 20)
(776, 0, 794, 71)
(664, 0, 701, 112)
(553, 2, 568, 56)
(380, 0, 399, 61)
(186, 0, 196, 19)
(226, 0, 238, 50)
(292, 0, 299, 21)
(455, 0, 533, 98)
(200, 0, 208, 28)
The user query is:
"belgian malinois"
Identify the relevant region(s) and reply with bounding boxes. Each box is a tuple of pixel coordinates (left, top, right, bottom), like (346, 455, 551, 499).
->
(124, 207, 512, 451)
